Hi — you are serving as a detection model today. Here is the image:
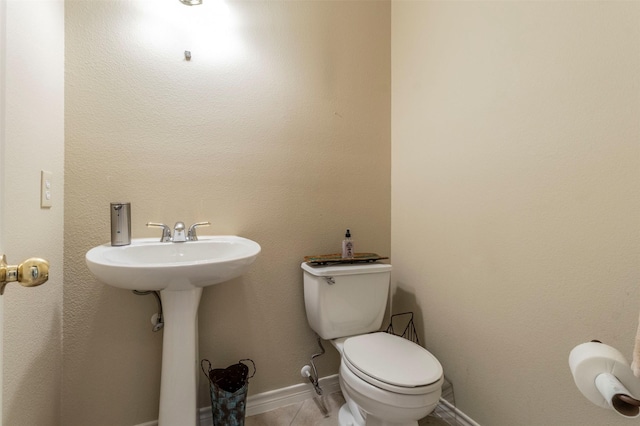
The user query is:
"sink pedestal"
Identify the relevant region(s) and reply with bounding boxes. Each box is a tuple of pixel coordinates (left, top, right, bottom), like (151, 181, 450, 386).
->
(158, 288, 203, 426)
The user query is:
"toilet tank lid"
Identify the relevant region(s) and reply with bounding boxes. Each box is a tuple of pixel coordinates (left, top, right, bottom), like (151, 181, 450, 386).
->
(301, 262, 392, 277)
(344, 332, 443, 388)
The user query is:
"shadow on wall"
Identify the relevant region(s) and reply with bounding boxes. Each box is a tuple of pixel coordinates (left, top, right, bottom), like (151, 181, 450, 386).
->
(389, 285, 425, 346)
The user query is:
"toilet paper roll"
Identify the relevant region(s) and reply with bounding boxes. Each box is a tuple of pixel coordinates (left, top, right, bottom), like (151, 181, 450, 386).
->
(569, 342, 640, 416)
(595, 373, 640, 418)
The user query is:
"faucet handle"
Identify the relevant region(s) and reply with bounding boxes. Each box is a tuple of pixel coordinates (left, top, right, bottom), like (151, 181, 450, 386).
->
(187, 222, 210, 241)
(146, 222, 172, 242)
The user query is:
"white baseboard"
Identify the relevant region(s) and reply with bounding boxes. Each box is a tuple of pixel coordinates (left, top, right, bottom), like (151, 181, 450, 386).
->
(136, 374, 482, 426)
(198, 374, 340, 424)
(247, 374, 341, 417)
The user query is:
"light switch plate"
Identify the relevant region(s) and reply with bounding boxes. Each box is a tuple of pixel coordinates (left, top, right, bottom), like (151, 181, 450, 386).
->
(41, 170, 52, 208)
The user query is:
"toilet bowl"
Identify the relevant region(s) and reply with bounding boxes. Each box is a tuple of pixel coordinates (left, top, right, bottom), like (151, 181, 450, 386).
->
(301, 262, 445, 426)
(333, 332, 443, 426)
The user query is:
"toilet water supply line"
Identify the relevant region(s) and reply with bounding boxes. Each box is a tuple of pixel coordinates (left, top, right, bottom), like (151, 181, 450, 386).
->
(301, 336, 330, 417)
(132, 290, 164, 332)
(301, 336, 325, 396)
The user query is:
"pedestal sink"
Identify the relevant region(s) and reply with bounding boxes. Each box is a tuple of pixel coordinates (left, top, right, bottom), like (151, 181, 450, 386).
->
(85, 236, 261, 426)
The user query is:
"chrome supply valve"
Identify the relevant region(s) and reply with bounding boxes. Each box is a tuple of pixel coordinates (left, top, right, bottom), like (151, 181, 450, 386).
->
(187, 222, 210, 241)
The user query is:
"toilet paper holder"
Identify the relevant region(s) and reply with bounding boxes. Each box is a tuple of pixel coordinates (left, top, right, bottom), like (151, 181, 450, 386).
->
(569, 340, 640, 418)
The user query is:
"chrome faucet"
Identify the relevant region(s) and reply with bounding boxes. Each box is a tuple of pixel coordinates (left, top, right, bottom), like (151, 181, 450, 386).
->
(172, 222, 186, 242)
(146, 221, 211, 242)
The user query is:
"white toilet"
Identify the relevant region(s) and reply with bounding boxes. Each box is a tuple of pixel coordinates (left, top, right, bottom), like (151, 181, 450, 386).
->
(301, 262, 444, 426)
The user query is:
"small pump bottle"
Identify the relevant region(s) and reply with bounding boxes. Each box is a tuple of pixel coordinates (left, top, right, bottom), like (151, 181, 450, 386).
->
(342, 229, 354, 259)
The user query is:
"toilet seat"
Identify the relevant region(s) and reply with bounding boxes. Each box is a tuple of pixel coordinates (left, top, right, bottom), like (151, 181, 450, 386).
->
(343, 332, 443, 395)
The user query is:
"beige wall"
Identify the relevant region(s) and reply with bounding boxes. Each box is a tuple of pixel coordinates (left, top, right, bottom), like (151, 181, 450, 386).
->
(2, 0, 65, 425)
(64, 1, 390, 424)
(392, 1, 640, 425)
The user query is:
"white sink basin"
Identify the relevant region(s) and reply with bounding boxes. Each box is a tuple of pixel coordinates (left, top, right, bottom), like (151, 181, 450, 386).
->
(86, 236, 260, 291)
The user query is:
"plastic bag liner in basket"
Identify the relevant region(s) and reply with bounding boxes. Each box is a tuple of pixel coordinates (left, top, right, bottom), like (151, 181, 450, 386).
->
(201, 358, 256, 426)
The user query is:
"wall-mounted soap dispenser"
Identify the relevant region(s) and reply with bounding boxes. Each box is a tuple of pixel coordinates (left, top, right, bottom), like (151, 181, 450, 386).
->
(110, 202, 131, 246)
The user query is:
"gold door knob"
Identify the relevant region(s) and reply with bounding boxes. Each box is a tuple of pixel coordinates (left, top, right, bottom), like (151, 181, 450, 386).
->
(0, 254, 49, 295)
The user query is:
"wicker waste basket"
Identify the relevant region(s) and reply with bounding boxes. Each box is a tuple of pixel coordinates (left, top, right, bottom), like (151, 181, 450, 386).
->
(201, 358, 256, 426)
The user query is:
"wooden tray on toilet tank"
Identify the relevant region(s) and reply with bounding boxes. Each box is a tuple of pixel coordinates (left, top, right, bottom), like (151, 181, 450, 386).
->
(304, 253, 388, 266)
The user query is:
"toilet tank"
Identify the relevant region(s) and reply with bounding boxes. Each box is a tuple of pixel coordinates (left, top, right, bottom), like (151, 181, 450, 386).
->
(301, 262, 392, 340)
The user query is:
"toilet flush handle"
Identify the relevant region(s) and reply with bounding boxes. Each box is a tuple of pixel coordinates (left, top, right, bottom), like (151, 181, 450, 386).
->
(324, 277, 335, 285)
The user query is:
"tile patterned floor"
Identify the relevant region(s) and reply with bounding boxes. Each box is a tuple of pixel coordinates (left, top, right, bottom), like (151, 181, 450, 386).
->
(246, 391, 451, 426)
